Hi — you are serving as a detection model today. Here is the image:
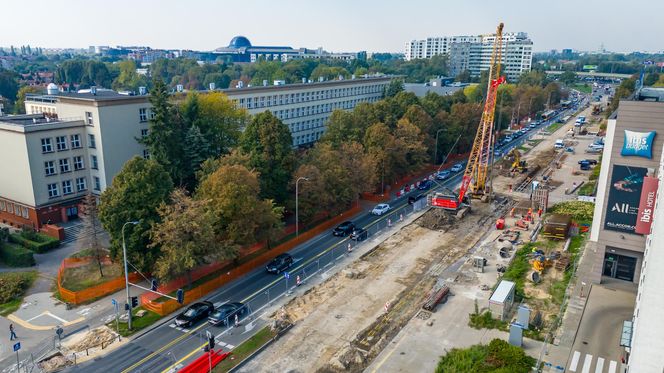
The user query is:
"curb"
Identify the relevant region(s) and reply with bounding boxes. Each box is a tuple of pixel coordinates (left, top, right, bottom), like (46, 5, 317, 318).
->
(228, 323, 293, 373)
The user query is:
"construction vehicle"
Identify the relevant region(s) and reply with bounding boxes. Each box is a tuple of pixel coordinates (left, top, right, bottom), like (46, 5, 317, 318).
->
(430, 22, 505, 216)
(507, 148, 527, 174)
(592, 104, 601, 115)
(529, 249, 553, 283)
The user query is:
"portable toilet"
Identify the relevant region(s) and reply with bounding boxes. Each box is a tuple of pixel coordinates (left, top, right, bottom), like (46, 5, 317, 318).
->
(489, 280, 516, 321)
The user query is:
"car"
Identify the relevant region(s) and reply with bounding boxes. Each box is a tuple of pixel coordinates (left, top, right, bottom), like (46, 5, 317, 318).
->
(418, 180, 433, 190)
(578, 159, 598, 165)
(450, 163, 464, 172)
(408, 193, 425, 204)
(436, 170, 451, 180)
(333, 221, 356, 236)
(529, 123, 537, 128)
(371, 203, 391, 215)
(265, 253, 293, 274)
(579, 160, 591, 171)
(554, 139, 565, 149)
(504, 135, 513, 142)
(494, 149, 503, 157)
(588, 143, 604, 150)
(208, 302, 248, 326)
(350, 227, 368, 241)
(175, 301, 214, 327)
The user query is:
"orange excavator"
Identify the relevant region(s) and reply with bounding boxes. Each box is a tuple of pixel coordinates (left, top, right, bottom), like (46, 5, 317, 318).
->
(431, 22, 505, 218)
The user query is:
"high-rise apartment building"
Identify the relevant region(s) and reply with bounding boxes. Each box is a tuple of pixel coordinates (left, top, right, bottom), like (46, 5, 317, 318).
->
(0, 76, 391, 228)
(404, 32, 533, 81)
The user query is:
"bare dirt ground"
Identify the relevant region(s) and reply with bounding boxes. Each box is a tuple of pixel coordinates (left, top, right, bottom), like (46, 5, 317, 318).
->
(240, 204, 499, 373)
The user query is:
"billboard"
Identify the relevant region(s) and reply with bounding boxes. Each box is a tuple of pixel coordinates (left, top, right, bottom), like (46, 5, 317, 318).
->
(582, 65, 598, 71)
(604, 165, 648, 234)
(635, 176, 659, 235)
(621, 130, 656, 159)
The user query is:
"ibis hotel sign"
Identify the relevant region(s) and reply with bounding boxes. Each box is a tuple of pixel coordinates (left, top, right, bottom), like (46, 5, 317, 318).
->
(621, 130, 656, 159)
(635, 176, 659, 235)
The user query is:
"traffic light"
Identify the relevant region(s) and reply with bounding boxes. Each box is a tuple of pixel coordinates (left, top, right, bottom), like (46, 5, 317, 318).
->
(208, 335, 215, 350)
(131, 296, 139, 308)
(150, 278, 158, 292)
(176, 289, 184, 304)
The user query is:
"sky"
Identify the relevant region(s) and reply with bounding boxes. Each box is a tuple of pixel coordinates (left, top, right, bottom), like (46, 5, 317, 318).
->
(2, 0, 663, 53)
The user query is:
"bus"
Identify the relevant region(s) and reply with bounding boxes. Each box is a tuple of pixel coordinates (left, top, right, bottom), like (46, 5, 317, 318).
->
(541, 110, 556, 121)
(561, 100, 571, 109)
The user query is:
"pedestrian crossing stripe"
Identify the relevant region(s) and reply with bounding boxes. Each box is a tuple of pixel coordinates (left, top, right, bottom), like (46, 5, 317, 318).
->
(570, 351, 581, 371)
(581, 354, 592, 373)
(568, 350, 618, 373)
(595, 357, 604, 373)
(608, 360, 617, 373)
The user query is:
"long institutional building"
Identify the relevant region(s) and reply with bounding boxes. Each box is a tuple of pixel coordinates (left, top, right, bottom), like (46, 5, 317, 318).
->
(587, 87, 664, 371)
(404, 31, 533, 81)
(0, 76, 390, 229)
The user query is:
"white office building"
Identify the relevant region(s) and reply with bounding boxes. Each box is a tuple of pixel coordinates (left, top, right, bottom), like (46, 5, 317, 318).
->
(405, 32, 533, 81)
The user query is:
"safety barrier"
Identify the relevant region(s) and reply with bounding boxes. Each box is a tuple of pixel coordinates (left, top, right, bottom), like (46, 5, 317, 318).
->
(179, 349, 230, 373)
(57, 256, 141, 305)
(142, 203, 362, 316)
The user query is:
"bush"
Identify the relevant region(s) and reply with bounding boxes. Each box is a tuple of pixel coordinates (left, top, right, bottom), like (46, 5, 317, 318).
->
(548, 201, 595, 222)
(10, 231, 60, 253)
(0, 243, 36, 267)
(501, 243, 536, 299)
(435, 338, 535, 373)
(0, 271, 37, 316)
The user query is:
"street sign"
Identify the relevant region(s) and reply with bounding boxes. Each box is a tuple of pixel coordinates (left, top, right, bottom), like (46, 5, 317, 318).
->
(13, 342, 20, 352)
(111, 298, 117, 306)
(283, 271, 290, 280)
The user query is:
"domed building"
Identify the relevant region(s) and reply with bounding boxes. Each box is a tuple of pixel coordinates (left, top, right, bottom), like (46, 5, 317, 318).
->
(213, 35, 308, 63)
(228, 36, 252, 49)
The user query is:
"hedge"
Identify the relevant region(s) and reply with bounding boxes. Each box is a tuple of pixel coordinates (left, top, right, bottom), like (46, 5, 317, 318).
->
(10, 232, 60, 253)
(0, 243, 36, 267)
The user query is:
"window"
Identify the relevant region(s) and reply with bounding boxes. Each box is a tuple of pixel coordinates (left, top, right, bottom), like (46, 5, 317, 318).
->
(149, 109, 155, 120)
(93, 177, 101, 191)
(73, 156, 84, 170)
(88, 134, 96, 148)
(143, 149, 150, 159)
(70, 134, 81, 148)
(139, 108, 148, 122)
(62, 180, 73, 195)
(141, 129, 149, 138)
(91, 155, 98, 170)
(86, 111, 93, 125)
(41, 138, 53, 153)
(59, 158, 71, 173)
(56, 136, 68, 151)
(6, 203, 13, 214)
(76, 177, 87, 192)
(47, 183, 59, 198)
(0, 201, 4, 211)
(44, 161, 56, 176)
(21, 207, 28, 219)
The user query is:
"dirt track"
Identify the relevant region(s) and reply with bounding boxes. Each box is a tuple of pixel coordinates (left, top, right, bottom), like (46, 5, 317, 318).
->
(239, 204, 497, 373)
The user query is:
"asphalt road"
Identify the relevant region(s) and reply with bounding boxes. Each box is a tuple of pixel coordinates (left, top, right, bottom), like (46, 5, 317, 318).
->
(67, 101, 581, 373)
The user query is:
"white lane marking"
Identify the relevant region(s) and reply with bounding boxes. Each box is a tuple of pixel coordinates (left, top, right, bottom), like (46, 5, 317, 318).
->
(608, 360, 617, 373)
(226, 344, 235, 349)
(582, 354, 593, 373)
(44, 311, 68, 323)
(569, 351, 581, 372)
(168, 323, 176, 328)
(182, 328, 190, 333)
(213, 300, 229, 308)
(595, 357, 604, 373)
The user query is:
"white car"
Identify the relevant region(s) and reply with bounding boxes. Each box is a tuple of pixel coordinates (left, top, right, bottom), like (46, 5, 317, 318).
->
(371, 203, 391, 216)
(451, 163, 464, 172)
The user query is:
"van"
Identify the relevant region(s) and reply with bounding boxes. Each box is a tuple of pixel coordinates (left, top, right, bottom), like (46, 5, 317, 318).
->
(554, 139, 564, 149)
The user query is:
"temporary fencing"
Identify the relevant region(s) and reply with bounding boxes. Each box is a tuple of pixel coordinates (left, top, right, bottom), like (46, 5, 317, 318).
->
(57, 256, 141, 305)
(142, 203, 362, 316)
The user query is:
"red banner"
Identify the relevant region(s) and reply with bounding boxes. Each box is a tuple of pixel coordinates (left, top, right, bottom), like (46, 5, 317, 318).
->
(635, 176, 659, 235)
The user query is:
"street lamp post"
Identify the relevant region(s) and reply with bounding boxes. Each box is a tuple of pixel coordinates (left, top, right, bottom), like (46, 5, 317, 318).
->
(295, 177, 308, 237)
(434, 128, 445, 166)
(122, 220, 139, 330)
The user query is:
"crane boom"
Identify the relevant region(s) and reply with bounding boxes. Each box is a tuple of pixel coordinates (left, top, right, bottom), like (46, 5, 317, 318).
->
(463, 22, 505, 200)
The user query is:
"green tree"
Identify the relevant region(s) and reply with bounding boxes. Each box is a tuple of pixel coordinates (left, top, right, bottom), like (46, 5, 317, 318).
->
(559, 70, 577, 85)
(183, 125, 211, 189)
(196, 91, 246, 156)
(320, 110, 362, 148)
(98, 157, 173, 271)
(80, 193, 104, 277)
(239, 111, 295, 204)
(384, 79, 404, 98)
(291, 164, 329, 224)
(455, 69, 471, 83)
(644, 72, 660, 86)
(112, 60, 147, 91)
(150, 189, 222, 284)
(197, 164, 283, 248)
(141, 78, 187, 185)
(13, 85, 42, 114)
(0, 69, 19, 102)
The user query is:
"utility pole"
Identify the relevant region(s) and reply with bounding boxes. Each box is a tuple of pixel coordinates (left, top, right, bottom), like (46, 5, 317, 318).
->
(295, 177, 308, 237)
(434, 128, 445, 166)
(122, 221, 139, 331)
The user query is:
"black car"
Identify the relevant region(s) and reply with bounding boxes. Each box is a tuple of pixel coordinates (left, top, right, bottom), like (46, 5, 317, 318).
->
(333, 221, 356, 236)
(578, 159, 598, 165)
(418, 180, 433, 190)
(408, 193, 425, 204)
(208, 302, 248, 326)
(350, 227, 368, 241)
(175, 301, 214, 327)
(266, 253, 293, 274)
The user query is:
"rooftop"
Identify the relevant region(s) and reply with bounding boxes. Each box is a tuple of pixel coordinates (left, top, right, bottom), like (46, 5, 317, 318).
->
(0, 113, 83, 132)
(636, 87, 664, 102)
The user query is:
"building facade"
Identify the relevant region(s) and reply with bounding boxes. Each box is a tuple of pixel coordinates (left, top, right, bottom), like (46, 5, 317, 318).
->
(405, 32, 533, 81)
(1, 76, 391, 228)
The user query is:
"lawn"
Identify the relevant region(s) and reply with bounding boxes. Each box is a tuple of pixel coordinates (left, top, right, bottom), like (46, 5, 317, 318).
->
(578, 181, 596, 196)
(213, 326, 276, 372)
(572, 83, 592, 94)
(109, 307, 163, 337)
(546, 121, 565, 134)
(60, 260, 123, 291)
(0, 271, 38, 316)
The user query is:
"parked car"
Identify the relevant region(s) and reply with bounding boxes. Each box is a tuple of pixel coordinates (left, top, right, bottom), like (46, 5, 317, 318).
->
(436, 170, 451, 180)
(529, 123, 537, 128)
(408, 193, 425, 204)
(265, 253, 293, 274)
(579, 160, 591, 171)
(371, 203, 391, 215)
(578, 159, 598, 165)
(554, 139, 565, 149)
(418, 180, 433, 190)
(504, 135, 513, 142)
(350, 227, 368, 241)
(208, 302, 248, 327)
(588, 143, 604, 150)
(175, 301, 214, 327)
(333, 221, 356, 237)
(494, 149, 503, 157)
(450, 163, 464, 172)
